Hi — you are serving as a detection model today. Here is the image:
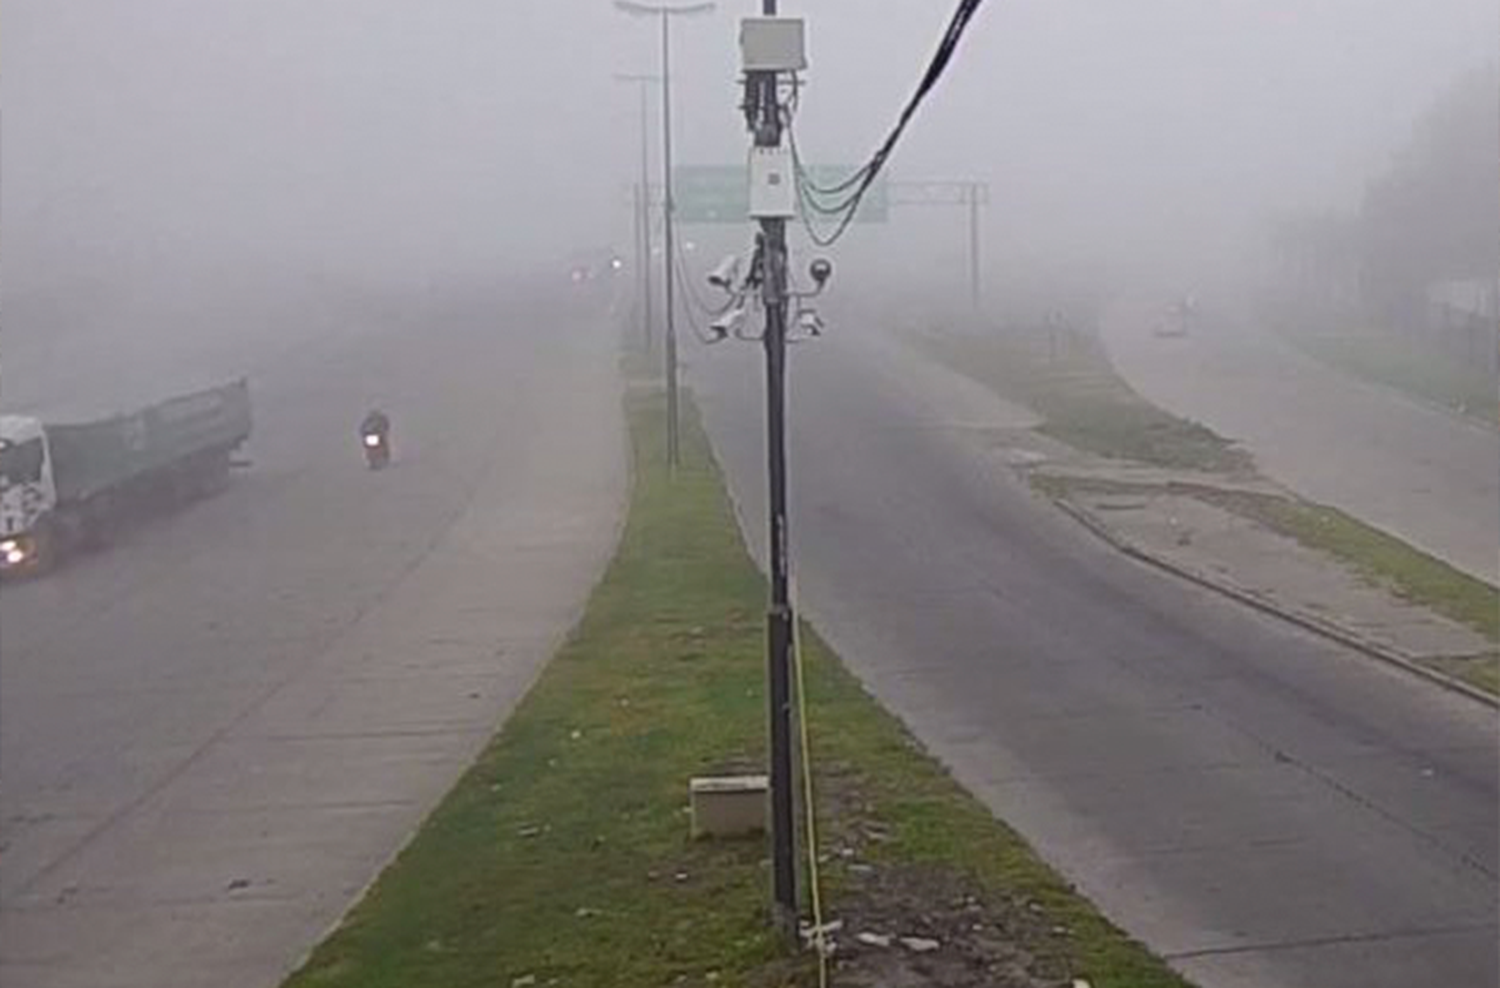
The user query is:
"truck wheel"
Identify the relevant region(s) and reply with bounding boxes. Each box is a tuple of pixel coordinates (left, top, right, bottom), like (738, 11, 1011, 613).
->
(27, 518, 59, 575)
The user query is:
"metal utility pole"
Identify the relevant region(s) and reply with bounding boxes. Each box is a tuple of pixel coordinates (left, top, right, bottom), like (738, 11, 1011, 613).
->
(967, 181, 982, 310)
(614, 72, 661, 351)
(888, 179, 989, 311)
(616, 1, 715, 470)
(742, 0, 798, 928)
(636, 179, 649, 344)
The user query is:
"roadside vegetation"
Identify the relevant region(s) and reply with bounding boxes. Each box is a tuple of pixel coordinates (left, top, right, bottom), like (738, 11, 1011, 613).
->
(1280, 328, 1496, 427)
(918, 326, 1250, 473)
(1259, 65, 1497, 431)
(283, 382, 1190, 988)
(1033, 472, 1498, 696)
(1206, 489, 1499, 693)
(917, 322, 1496, 697)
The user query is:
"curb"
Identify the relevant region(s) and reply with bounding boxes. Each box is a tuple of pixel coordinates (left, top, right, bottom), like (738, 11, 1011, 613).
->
(1050, 496, 1498, 710)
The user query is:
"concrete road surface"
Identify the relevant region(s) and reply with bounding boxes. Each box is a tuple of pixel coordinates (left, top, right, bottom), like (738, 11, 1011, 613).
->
(1100, 306, 1499, 585)
(690, 329, 1497, 988)
(0, 288, 627, 988)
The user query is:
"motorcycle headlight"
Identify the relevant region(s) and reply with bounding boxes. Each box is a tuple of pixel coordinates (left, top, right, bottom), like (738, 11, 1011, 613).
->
(363, 434, 382, 447)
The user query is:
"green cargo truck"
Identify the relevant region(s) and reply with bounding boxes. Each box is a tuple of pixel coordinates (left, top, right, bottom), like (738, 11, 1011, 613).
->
(0, 379, 252, 575)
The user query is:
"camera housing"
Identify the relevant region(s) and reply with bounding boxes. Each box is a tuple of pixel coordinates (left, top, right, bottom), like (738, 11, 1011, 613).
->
(708, 255, 741, 291)
(808, 257, 833, 289)
(708, 305, 749, 341)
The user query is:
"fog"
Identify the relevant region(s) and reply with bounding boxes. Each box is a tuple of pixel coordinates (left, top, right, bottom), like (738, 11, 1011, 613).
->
(4, 0, 1496, 339)
(3, 8, 1498, 983)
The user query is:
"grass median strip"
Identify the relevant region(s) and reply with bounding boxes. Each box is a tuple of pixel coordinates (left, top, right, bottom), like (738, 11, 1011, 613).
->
(1282, 329, 1497, 427)
(1206, 492, 1498, 641)
(915, 324, 1495, 697)
(1204, 490, 1499, 694)
(1036, 473, 1498, 697)
(916, 327, 1249, 474)
(284, 382, 1190, 988)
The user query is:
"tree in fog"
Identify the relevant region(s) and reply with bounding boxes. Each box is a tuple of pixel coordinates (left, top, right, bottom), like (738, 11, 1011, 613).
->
(1270, 64, 1500, 332)
(1357, 63, 1500, 326)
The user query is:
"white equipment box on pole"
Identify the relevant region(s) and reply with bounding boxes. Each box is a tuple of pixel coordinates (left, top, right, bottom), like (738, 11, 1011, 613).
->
(740, 17, 806, 72)
(748, 145, 797, 219)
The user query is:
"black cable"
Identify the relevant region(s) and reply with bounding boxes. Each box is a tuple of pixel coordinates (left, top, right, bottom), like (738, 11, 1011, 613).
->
(789, 120, 861, 215)
(672, 232, 737, 319)
(672, 246, 718, 345)
(790, 0, 989, 246)
(794, 161, 864, 248)
(668, 224, 738, 344)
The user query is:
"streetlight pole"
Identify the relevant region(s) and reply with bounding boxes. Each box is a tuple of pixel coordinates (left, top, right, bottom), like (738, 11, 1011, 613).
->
(615, 0, 715, 471)
(967, 181, 982, 310)
(660, 8, 680, 468)
(614, 72, 661, 352)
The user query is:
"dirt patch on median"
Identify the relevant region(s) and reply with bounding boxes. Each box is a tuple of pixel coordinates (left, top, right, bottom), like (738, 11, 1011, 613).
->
(821, 862, 1069, 988)
(764, 763, 1074, 988)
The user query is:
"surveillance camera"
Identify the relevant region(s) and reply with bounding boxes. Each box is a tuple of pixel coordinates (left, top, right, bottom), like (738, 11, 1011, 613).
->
(708, 254, 741, 291)
(808, 257, 833, 287)
(707, 305, 748, 341)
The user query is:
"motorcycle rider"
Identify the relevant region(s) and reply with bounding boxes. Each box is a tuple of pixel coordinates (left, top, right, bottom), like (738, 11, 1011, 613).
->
(360, 408, 390, 442)
(360, 408, 391, 466)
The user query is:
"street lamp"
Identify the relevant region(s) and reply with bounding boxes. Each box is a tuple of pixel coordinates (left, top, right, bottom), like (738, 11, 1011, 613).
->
(614, 0, 716, 470)
(613, 71, 661, 353)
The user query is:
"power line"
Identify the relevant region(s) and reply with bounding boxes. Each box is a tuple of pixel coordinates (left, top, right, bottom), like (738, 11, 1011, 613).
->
(672, 233, 735, 320)
(669, 230, 741, 345)
(789, 0, 990, 246)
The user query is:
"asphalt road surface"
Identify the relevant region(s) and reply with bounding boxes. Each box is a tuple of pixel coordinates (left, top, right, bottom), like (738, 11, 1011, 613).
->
(0, 284, 628, 988)
(1100, 304, 1499, 585)
(690, 328, 1498, 988)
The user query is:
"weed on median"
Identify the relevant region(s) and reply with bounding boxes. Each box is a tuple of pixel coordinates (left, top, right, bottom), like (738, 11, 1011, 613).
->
(1284, 329, 1498, 427)
(284, 382, 1191, 988)
(1037, 473, 1498, 697)
(917, 327, 1250, 474)
(918, 324, 1496, 698)
(1207, 489, 1499, 694)
(1206, 491, 1498, 643)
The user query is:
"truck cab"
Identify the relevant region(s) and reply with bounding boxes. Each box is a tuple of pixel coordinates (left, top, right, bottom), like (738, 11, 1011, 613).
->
(0, 415, 57, 573)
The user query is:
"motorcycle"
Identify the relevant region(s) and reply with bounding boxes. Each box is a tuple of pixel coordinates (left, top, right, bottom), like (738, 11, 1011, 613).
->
(362, 429, 390, 469)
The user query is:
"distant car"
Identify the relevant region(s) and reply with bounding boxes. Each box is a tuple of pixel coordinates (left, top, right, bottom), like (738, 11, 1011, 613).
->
(1154, 298, 1194, 338)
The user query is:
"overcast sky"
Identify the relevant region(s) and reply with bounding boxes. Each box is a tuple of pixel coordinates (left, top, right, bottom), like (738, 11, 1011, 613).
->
(4, 0, 1495, 307)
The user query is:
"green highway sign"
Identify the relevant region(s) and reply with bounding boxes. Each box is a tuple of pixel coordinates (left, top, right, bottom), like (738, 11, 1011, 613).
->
(673, 164, 887, 225)
(673, 166, 747, 224)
